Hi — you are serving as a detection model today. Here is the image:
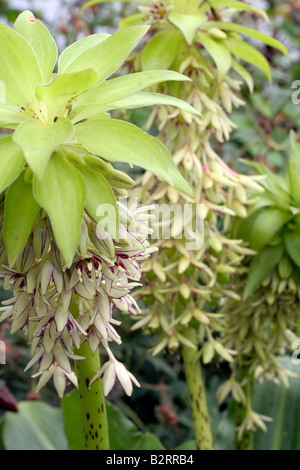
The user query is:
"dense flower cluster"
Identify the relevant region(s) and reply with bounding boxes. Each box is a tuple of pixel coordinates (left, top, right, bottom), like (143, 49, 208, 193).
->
(0, 196, 153, 397)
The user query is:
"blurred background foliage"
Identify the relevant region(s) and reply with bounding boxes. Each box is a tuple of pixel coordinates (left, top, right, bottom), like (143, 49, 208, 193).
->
(1, 0, 300, 450)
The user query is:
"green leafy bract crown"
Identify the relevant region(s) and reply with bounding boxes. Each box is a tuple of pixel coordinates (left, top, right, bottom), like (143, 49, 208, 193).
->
(0, 10, 197, 267)
(82, 0, 288, 87)
(233, 133, 300, 299)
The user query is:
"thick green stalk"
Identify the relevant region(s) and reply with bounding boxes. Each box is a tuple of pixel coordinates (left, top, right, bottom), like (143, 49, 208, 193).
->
(75, 341, 110, 450)
(70, 297, 109, 450)
(181, 327, 214, 450)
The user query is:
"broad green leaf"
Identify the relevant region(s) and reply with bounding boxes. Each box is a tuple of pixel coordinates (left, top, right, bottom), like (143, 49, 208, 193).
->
(175, 440, 197, 450)
(199, 0, 269, 22)
(284, 228, 300, 268)
(58, 33, 110, 74)
(108, 92, 201, 116)
(168, 11, 206, 45)
(207, 21, 288, 58)
(0, 136, 26, 194)
(141, 29, 183, 71)
(75, 118, 192, 195)
(35, 69, 99, 122)
(0, 23, 41, 106)
(252, 356, 300, 450)
(225, 36, 271, 82)
(74, 70, 191, 107)
(13, 117, 74, 180)
(244, 244, 284, 299)
(3, 401, 68, 450)
(249, 208, 292, 252)
(63, 26, 149, 82)
(75, 164, 118, 235)
(4, 173, 40, 266)
(14, 10, 57, 84)
(197, 31, 231, 82)
(33, 152, 87, 267)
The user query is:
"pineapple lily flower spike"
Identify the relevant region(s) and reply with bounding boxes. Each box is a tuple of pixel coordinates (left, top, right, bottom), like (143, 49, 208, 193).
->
(0, 10, 198, 450)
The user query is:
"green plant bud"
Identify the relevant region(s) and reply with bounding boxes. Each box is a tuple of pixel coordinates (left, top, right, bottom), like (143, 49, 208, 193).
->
(231, 200, 247, 218)
(106, 169, 135, 189)
(168, 335, 180, 351)
(89, 224, 115, 259)
(235, 184, 247, 204)
(217, 272, 230, 284)
(153, 261, 166, 282)
(15, 241, 35, 273)
(178, 256, 190, 274)
(179, 283, 191, 299)
(202, 342, 215, 364)
(33, 219, 51, 260)
(278, 256, 293, 279)
(209, 236, 223, 253)
(208, 27, 227, 39)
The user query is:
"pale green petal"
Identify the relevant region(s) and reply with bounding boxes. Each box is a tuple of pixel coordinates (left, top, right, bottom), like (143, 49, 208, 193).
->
(13, 118, 74, 180)
(14, 10, 58, 84)
(33, 152, 87, 267)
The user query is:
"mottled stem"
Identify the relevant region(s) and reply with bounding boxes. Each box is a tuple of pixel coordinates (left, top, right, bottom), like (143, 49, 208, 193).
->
(75, 341, 110, 450)
(70, 296, 109, 450)
(181, 328, 214, 450)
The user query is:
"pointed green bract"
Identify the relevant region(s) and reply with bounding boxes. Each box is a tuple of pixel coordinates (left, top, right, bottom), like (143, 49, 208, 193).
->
(13, 118, 74, 180)
(0, 23, 41, 106)
(0, 137, 26, 194)
(75, 164, 118, 236)
(58, 33, 110, 74)
(75, 70, 191, 107)
(108, 92, 201, 116)
(75, 118, 193, 196)
(225, 36, 271, 82)
(244, 244, 285, 300)
(197, 32, 231, 82)
(141, 29, 183, 71)
(4, 173, 40, 266)
(36, 69, 99, 122)
(63, 26, 149, 82)
(14, 10, 58, 84)
(249, 208, 292, 252)
(207, 21, 289, 58)
(33, 152, 87, 267)
(169, 11, 206, 45)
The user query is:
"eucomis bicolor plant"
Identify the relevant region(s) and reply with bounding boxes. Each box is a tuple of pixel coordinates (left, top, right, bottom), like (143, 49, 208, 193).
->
(0, 10, 202, 450)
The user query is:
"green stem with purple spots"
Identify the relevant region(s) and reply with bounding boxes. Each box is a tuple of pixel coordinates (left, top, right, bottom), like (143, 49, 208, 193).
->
(70, 296, 109, 450)
(181, 328, 214, 450)
(75, 340, 110, 450)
